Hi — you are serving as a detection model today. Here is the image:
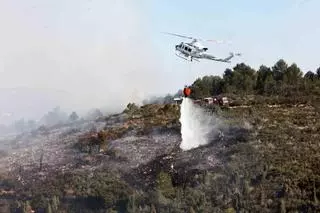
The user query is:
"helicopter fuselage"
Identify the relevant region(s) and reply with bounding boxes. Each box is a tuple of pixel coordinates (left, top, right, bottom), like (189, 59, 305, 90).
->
(175, 42, 209, 61)
(163, 32, 240, 63)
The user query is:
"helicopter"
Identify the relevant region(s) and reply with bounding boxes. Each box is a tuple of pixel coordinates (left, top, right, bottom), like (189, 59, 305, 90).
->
(162, 32, 241, 63)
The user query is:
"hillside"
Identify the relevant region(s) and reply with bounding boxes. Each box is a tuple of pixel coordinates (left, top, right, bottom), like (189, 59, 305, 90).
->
(0, 98, 319, 212)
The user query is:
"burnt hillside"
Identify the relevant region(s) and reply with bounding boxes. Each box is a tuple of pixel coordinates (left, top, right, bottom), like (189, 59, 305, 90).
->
(0, 101, 319, 213)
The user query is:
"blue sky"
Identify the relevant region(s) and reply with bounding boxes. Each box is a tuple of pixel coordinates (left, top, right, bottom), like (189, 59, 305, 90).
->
(148, 0, 320, 89)
(0, 0, 319, 121)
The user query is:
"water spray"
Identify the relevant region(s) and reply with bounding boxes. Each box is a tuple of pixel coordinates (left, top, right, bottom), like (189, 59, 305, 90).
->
(179, 97, 221, 151)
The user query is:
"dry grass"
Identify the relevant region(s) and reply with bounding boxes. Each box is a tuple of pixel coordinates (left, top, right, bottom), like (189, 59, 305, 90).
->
(219, 103, 320, 211)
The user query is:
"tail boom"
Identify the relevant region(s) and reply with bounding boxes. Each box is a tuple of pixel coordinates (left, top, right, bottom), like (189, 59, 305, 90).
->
(202, 52, 241, 63)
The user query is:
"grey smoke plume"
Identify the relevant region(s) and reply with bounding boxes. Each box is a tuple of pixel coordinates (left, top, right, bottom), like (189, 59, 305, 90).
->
(0, 0, 165, 123)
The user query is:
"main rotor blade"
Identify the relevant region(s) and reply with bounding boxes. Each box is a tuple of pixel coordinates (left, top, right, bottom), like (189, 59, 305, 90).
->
(161, 32, 194, 40)
(162, 32, 232, 44)
(204, 39, 232, 44)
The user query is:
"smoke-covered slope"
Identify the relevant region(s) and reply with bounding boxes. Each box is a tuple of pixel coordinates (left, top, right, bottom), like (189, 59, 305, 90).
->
(0, 101, 319, 212)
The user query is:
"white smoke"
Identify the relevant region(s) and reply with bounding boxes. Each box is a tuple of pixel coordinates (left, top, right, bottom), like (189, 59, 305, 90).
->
(179, 97, 222, 151)
(0, 0, 167, 121)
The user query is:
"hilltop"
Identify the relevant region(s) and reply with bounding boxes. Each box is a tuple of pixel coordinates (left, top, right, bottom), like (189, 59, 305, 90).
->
(0, 96, 319, 212)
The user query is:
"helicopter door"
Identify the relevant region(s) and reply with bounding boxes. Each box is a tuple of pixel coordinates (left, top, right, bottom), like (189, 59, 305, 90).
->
(185, 46, 192, 54)
(183, 46, 190, 54)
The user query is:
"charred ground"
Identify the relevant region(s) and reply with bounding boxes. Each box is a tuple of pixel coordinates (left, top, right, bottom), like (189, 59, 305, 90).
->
(0, 97, 319, 213)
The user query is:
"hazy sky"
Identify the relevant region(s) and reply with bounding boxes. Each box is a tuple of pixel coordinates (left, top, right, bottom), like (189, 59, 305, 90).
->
(0, 0, 319, 123)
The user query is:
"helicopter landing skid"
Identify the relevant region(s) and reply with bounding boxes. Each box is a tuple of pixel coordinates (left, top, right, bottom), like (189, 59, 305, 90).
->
(175, 52, 199, 62)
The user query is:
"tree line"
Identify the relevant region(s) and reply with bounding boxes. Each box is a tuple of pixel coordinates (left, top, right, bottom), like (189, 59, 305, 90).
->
(188, 59, 320, 99)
